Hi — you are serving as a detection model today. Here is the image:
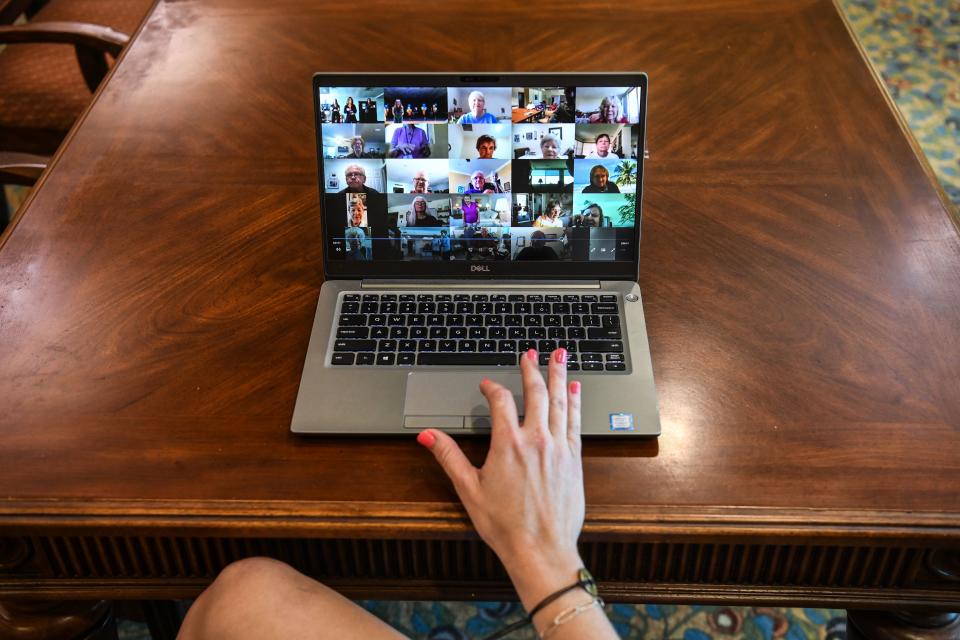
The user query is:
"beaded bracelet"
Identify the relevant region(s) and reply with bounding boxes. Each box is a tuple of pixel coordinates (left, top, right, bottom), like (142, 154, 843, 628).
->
(538, 596, 605, 638)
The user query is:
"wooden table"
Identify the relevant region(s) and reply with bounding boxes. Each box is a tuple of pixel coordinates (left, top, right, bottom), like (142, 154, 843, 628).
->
(1, 0, 959, 637)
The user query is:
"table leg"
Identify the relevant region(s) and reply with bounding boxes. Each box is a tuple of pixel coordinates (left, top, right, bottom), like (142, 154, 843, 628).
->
(848, 610, 960, 639)
(0, 600, 116, 640)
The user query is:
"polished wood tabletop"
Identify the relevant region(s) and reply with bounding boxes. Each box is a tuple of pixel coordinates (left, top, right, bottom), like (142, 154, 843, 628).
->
(1, 0, 959, 627)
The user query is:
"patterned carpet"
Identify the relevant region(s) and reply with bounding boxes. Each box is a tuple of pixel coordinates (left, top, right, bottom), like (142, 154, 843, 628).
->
(8, 1, 958, 639)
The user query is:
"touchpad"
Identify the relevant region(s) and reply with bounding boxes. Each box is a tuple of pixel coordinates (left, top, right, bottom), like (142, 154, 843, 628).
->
(404, 372, 524, 429)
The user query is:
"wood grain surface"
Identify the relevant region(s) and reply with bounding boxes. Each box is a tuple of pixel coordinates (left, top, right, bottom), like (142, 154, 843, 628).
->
(0, 0, 958, 543)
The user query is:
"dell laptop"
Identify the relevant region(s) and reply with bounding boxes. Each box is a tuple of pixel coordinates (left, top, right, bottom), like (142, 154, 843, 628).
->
(292, 73, 659, 436)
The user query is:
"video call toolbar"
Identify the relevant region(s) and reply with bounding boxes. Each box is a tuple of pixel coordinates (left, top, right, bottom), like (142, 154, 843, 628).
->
(318, 85, 643, 263)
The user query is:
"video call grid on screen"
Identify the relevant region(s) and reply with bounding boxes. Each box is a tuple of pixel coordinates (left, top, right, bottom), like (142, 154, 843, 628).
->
(314, 77, 646, 272)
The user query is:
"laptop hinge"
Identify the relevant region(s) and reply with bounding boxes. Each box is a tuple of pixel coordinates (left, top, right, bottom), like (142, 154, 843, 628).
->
(361, 280, 602, 290)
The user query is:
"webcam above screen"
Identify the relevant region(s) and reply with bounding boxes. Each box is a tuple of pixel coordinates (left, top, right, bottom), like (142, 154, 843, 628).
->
(313, 73, 647, 280)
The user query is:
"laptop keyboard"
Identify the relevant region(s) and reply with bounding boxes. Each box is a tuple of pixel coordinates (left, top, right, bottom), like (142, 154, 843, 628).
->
(331, 292, 626, 371)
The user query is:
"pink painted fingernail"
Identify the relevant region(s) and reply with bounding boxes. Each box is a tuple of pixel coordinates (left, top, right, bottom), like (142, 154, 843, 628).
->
(526, 348, 537, 362)
(480, 378, 490, 386)
(417, 430, 436, 448)
(555, 348, 567, 363)
(570, 381, 581, 394)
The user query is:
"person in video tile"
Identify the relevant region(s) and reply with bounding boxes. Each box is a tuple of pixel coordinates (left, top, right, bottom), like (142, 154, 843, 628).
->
(573, 202, 606, 227)
(539, 135, 561, 159)
(390, 124, 431, 159)
(461, 195, 479, 223)
(457, 91, 498, 124)
(348, 194, 367, 227)
(534, 199, 565, 228)
(586, 133, 619, 159)
(589, 95, 629, 124)
(582, 165, 620, 193)
(345, 136, 376, 159)
(390, 99, 404, 123)
(339, 164, 380, 194)
(331, 99, 342, 123)
(344, 227, 370, 260)
(408, 195, 441, 226)
(344, 97, 358, 123)
(516, 230, 559, 260)
(465, 171, 497, 194)
(411, 170, 432, 194)
(476, 134, 497, 159)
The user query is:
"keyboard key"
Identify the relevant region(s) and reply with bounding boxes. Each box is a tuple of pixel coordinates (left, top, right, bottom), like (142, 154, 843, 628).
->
(417, 353, 516, 366)
(368, 314, 387, 326)
(588, 327, 622, 339)
(427, 314, 444, 326)
(435, 294, 452, 301)
(418, 339, 437, 352)
(446, 314, 465, 326)
(548, 327, 566, 339)
(406, 314, 426, 326)
(538, 340, 558, 353)
(552, 303, 571, 314)
(606, 353, 625, 362)
(579, 340, 624, 353)
(438, 302, 455, 314)
(399, 302, 416, 314)
(602, 315, 620, 327)
(476, 302, 493, 314)
(341, 302, 359, 313)
(450, 327, 468, 338)
(494, 303, 511, 314)
(489, 327, 507, 339)
(439, 340, 457, 352)
(361, 302, 378, 313)
(389, 327, 407, 338)
(582, 353, 603, 363)
(410, 326, 428, 338)
(416, 294, 434, 301)
(454, 294, 470, 301)
(376, 353, 396, 366)
(545, 294, 561, 302)
(457, 302, 475, 314)
(567, 327, 586, 339)
(582, 362, 603, 371)
(591, 303, 618, 314)
(388, 314, 404, 326)
(357, 353, 376, 365)
(334, 339, 377, 352)
(526, 295, 543, 302)
(582, 295, 598, 302)
(429, 327, 447, 338)
(508, 327, 525, 339)
(490, 294, 506, 302)
(505, 315, 522, 326)
(563, 294, 581, 302)
(380, 302, 398, 314)
(381, 294, 397, 302)
(582, 315, 601, 327)
(337, 327, 369, 339)
(377, 339, 398, 352)
(508, 294, 524, 302)
(479, 340, 497, 352)
(338, 314, 365, 326)
(399, 294, 415, 302)
(362, 294, 379, 302)
(544, 315, 562, 327)
(466, 314, 483, 326)
(534, 303, 550, 314)
(471, 294, 488, 302)
(484, 315, 503, 326)
(343, 294, 361, 302)
(567, 362, 581, 371)
(397, 353, 416, 365)
(398, 340, 417, 352)
(523, 316, 542, 326)
(558, 340, 578, 352)
(562, 315, 582, 327)
(600, 295, 617, 302)
(418, 302, 437, 314)
(458, 340, 477, 352)
(371, 326, 389, 339)
(605, 362, 626, 371)
(514, 302, 532, 314)
(538, 353, 551, 365)
(498, 340, 517, 352)
(331, 353, 355, 365)
(469, 327, 487, 339)
(572, 303, 589, 314)
(518, 340, 537, 352)
(527, 327, 546, 339)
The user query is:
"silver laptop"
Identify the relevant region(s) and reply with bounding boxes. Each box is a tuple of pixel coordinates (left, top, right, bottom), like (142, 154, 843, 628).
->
(292, 73, 659, 436)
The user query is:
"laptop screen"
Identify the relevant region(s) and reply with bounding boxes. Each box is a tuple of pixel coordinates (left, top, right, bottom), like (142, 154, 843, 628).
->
(314, 74, 647, 280)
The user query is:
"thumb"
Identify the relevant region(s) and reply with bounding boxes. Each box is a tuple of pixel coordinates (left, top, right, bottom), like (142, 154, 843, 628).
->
(418, 429, 478, 495)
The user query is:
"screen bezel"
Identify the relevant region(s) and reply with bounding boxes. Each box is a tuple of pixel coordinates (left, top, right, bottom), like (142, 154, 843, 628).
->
(313, 72, 648, 281)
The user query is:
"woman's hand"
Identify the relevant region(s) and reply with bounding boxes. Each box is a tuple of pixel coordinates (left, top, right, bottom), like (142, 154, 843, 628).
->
(417, 348, 584, 609)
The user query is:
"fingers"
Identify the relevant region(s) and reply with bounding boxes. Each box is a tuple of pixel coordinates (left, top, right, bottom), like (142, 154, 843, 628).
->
(519, 349, 549, 431)
(547, 348, 568, 438)
(479, 378, 521, 449)
(417, 430, 479, 497)
(567, 380, 582, 448)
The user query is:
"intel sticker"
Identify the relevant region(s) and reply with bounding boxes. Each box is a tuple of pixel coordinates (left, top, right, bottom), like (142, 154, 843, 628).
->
(609, 413, 635, 431)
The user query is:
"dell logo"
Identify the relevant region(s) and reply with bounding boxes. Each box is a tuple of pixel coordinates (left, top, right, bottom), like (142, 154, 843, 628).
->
(470, 265, 491, 273)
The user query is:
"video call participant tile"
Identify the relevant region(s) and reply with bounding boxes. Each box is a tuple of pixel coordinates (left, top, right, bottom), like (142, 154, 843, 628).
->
(317, 86, 384, 124)
(385, 159, 450, 194)
(572, 193, 636, 227)
(512, 86, 576, 124)
(450, 225, 511, 260)
(587, 228, 635, 261)
(511, 193, 574, 228)
(397, 227, 453, 261)
(449, 193, 511, 228)
(384, 87, 449, 123)
(574, 159, 637, 194)
(448, 159, 511, 195)
(388, 193, 451, 228)
(321, 124, 386, 159)
(385, 123, 448, 159)
(574, 86, 642, 124)
(511, 123, 574, 159)
(448, 87, 511, 124)
(512, 159, 574, 193)
(325, 159, 386, 194)
(448, 124, 512, 160)
(575, 125, 634, 160)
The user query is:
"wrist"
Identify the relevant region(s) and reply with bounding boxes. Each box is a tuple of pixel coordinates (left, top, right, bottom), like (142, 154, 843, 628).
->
(501, 549, 585, 612)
